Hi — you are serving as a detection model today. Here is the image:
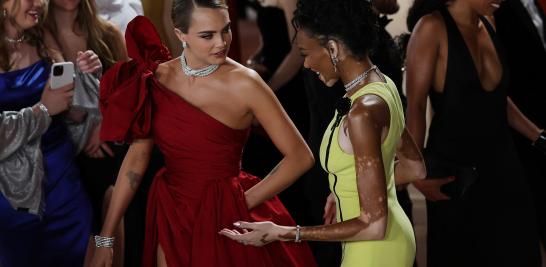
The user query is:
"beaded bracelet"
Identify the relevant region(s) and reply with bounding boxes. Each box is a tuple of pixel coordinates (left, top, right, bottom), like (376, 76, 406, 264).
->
(94, 235, 115, 248)
(294, 225, 302, 243)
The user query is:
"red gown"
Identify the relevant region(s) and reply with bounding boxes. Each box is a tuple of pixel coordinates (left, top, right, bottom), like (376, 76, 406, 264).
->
(99, 16, 317, 267)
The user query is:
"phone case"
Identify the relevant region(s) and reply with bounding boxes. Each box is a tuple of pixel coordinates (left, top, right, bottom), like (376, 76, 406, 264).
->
(50, 62, 75, 89)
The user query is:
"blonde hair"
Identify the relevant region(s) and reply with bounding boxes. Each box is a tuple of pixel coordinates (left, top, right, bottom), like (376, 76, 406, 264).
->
(46, 0, 124, 71)
(0, 0, 49, 71)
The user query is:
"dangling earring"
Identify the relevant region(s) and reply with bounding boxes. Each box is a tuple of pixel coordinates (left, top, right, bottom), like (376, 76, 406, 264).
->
(2, 9, 7, 18)
(182, 41, 188, 49)
(330, 55, 338, 73)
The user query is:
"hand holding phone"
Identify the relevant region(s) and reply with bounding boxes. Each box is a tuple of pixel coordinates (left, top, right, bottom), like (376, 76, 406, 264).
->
(40, 82, 74, 115)
(50, 62, 75, 89)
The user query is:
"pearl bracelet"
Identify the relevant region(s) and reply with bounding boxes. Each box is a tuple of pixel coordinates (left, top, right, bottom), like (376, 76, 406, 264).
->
(94, 235, 115, 248)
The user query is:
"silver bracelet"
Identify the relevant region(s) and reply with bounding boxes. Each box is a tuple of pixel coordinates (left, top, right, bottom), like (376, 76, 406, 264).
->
(294, 225, 302, 243)
(94, 235, 115, 248)
(36, 102, 50, 117)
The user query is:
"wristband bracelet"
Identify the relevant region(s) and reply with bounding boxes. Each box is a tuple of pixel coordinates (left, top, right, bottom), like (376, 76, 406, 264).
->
(94, 235, 115, 248)
(294, 225, 302, 243)
(532, 130, 546, 154)
(36, 102, 50, 117)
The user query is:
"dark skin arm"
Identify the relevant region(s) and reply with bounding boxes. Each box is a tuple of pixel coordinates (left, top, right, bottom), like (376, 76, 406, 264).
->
(394, 127, 427, 185)
(406, 14, 453, 201)
(221, 94, 391, 244)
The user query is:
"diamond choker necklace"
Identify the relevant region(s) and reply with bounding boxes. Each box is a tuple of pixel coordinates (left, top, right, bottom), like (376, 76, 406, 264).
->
(343, 65, 378, 92)
(180, 51, 219, 77)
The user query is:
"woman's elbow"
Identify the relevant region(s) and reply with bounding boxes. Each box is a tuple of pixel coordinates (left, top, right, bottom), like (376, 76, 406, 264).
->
(370, 218, 388, 240)
(413, 162, 427, 180)
(356, 213, 388, 241)
(408, 160, 427, 181)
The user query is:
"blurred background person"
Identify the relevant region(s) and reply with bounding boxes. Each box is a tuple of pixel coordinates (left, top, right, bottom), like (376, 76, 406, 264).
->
(495, 0, 546, 257)
(45, 0, 129, 266)
(0, 0, 93, 265)
(405, 0, 544, 266)
(94, 0, 143, 34)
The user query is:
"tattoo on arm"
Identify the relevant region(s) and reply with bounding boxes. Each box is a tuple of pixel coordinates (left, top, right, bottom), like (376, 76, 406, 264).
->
(126, 171, 142, 191)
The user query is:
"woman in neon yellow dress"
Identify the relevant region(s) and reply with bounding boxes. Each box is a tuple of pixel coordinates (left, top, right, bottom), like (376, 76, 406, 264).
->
(220, 0, 426, 266)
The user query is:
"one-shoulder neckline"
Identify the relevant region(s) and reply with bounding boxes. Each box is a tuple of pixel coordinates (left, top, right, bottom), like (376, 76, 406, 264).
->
(0, 59, 47, 76)
(151, 76, 250, 133)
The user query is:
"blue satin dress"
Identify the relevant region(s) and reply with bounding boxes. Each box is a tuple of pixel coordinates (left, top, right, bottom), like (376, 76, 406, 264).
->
(0, 60, 93, 267)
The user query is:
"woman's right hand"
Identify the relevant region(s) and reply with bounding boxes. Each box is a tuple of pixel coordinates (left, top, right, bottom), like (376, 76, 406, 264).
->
(89, 247, 113, 267)
(412, 176, 455, 201)
(40, 82, 74, 116)
(323, 192, 337, 225)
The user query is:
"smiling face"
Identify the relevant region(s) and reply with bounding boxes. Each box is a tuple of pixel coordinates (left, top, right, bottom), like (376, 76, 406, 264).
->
(296, 29, 339, 87)
(2, 0, 43, 31)
(175, 6, 232, 67)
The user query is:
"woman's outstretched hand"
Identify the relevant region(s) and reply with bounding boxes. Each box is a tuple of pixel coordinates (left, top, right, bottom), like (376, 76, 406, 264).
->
(219, 221, 294, 247)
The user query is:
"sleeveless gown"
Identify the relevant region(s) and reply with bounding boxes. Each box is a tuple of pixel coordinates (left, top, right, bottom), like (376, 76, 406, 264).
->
(424, 7, 541, 267)
(100, 16, 317, 267)
(319, 77, 416, 267)
(0, 60, 92, 266)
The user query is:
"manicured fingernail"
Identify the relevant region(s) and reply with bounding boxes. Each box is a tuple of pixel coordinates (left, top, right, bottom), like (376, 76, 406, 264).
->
(233, 222, 241, 227)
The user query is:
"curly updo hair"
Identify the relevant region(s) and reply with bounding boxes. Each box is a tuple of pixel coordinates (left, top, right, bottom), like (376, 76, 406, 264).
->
(292, 0, 379, 61)
(172, 0, 228, 33)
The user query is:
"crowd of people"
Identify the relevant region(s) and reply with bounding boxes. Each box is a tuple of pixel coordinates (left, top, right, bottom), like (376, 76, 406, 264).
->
(1, 0, 545, 266)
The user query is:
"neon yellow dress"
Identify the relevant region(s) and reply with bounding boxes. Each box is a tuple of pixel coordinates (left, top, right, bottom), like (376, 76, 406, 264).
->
(319, 77, 416, 267)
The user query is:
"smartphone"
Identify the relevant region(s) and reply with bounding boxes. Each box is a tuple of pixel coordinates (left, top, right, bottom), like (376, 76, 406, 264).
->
(50, 62, 75, 89)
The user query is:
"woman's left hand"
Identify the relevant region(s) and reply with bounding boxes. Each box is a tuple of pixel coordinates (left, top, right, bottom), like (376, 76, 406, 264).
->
(85, 123, 115, 158)
(77, 50, 102, 74)
(219, 221, 293, 247)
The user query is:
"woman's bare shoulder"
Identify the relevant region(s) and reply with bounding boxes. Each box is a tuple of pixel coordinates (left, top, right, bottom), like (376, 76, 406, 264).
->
(222, 58, 267, 89)
(414, 11, 445, 36)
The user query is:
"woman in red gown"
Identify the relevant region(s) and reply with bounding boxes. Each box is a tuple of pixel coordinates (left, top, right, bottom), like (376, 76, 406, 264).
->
(89, 1, 317, 266)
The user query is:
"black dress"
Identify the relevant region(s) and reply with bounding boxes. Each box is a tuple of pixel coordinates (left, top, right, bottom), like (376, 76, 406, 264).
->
(424, 7, 541, 267)
(495, 0, 546, 246)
